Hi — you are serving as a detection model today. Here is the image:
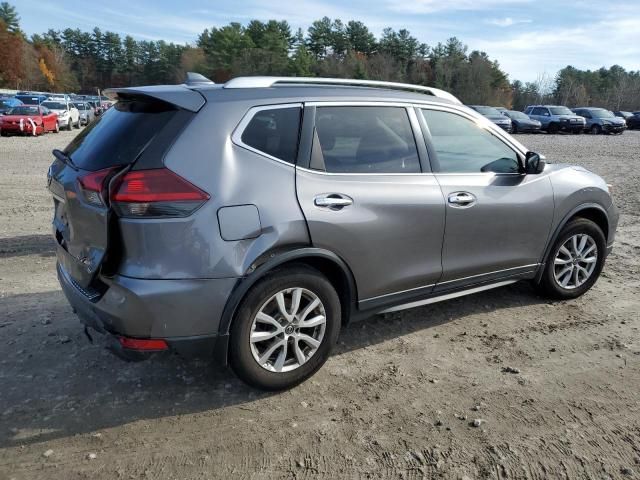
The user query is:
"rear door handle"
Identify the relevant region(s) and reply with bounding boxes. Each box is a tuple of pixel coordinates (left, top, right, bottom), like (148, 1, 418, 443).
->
(447, 191, 476, 208)
(314, 193, 353, 209)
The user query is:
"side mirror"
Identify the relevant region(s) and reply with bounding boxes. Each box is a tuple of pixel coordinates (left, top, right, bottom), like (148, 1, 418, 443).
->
(525, 151, 545, 174)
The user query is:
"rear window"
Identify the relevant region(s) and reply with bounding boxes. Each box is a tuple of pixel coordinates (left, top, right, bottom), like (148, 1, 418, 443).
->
(64, 99, 178, 171)
(240, 107, 301, 164)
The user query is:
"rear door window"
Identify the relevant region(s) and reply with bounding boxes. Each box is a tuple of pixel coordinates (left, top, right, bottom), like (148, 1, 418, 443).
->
(64, 99, 179, 171)
(312, 106, 421, 174)
(240, 106, 301, 164)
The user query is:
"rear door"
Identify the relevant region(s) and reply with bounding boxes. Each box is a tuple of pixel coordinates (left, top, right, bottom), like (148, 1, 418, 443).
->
(48, 96, 190, 288)
(296, 103, 446, 307)
(419, 106, 554, 291)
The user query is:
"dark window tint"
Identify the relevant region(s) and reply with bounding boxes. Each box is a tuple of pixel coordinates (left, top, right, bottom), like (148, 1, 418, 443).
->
(532, 107, 548, 116)
(313, 106, 420, 174)
(240, 107, 301, 164)
(64, 99, 178, 171)
(422, 109, 519, 174)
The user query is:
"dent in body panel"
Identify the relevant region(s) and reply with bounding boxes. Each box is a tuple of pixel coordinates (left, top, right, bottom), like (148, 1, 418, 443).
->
(115, 99, 310, 280)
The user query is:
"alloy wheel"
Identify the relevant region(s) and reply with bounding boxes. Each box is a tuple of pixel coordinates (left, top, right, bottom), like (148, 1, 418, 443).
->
(553, 234, 598, 289)
(249, 287, 326, 373)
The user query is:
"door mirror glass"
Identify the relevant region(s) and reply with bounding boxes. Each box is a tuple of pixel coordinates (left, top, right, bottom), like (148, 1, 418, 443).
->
(525, 151, 545, 174)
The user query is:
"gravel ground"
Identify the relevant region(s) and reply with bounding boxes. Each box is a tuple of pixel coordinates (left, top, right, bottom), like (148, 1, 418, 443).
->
(0, 129, 639, 479)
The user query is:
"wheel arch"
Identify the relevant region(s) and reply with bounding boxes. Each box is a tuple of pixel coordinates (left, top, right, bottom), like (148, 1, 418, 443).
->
(218, 247, 358, 340)
(535, 203, 610, 282)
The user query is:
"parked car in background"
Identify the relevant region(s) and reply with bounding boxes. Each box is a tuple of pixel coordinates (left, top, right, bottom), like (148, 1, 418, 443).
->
(1, 105, 59, 136)
(0, 97, 23, 115)
(613, 111, 634, 120)
(494, 107, 508, 113)
(467, 105, 512, 132)
(49, 75, 618, 390)
(15, 93, 49, 106)
(572, 107, 626, 134)
(625, 113, 640, 130)
(502, 110, 542, 133)
(524, 105, 585, 134)
(73, 101, 95, 125)
(41, 100, 80, 130)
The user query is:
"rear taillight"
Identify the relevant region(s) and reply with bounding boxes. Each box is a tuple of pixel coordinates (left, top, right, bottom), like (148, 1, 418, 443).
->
(111, 168, 209, 217)
(78, 167, 117, 207)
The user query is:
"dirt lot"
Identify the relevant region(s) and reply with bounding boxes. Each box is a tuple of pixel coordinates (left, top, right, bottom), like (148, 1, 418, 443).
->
(0, 129, 639, 480)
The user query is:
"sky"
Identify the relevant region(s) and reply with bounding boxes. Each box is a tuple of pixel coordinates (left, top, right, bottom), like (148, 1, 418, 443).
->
(14, 0, 640, 82)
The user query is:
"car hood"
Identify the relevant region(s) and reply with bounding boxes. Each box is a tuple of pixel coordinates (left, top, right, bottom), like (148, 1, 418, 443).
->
(485, 115, 510, 122)
(556, 115, 584, 121)
(1, 114, 40, 121)
(602, 117, 626, 125)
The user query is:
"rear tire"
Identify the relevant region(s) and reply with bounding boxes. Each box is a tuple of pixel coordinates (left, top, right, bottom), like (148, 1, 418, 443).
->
(535, 218, 606, 300)
(229, 266, 341, 391)
(548, 123, 559, 134)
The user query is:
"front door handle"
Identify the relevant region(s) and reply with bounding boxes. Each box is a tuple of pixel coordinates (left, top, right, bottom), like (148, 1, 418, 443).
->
(447, 191, 476, 208)
(314, 193, 353, 210)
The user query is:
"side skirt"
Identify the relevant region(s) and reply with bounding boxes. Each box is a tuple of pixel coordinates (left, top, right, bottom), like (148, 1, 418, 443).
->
(379, 279, 517, 314)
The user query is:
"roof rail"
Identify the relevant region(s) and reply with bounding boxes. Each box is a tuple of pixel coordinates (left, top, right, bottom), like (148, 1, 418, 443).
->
(223, 76, 461, 104)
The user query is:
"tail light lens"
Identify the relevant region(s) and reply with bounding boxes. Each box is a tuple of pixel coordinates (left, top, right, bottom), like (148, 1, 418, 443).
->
(118, 337, 168, 351)
(111, 168, 210, 217)
(78, 167, 117, 207)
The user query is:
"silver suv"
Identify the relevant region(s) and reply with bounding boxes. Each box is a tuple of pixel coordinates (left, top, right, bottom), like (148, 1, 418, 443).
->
(49, 75, 618, 390)
(525, 105, 586, 134)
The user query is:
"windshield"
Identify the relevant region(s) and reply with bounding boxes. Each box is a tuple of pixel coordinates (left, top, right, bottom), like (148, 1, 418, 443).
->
(7, 106, 39, 115)
(549, 107, 573, 115)
(590, 109, 615, 118)
(18, 97, 41, 105)
(42, 101, 66, 110)
(472, 106, 502, 116)
(507, 111, 529, 120)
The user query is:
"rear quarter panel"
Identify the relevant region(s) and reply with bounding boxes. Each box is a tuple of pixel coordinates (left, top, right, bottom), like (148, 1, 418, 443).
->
(116, 99, 310, 280)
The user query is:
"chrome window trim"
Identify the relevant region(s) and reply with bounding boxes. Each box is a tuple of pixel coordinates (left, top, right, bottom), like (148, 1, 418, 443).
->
(231, 103, 303, 167)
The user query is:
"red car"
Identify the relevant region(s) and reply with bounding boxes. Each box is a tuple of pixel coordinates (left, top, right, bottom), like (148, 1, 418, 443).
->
(0, 105, 59, 136)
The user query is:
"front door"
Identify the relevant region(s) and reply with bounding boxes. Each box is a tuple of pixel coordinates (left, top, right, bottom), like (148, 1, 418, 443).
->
(419, 107, 554, 291)
(296, 104, 446, 306)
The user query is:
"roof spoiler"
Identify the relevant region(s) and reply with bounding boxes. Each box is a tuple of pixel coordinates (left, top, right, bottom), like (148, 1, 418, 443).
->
(104, 85, 205, 112)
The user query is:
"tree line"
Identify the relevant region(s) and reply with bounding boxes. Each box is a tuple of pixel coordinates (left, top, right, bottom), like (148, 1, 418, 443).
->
(1, 2, 638, 110)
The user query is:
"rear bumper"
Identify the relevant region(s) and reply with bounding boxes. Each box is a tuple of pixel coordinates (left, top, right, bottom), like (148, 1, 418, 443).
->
(57, 261, 237, 359)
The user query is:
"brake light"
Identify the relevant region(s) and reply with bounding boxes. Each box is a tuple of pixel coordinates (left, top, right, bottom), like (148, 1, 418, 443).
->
(111, 168, 209, 217)
(118, 337, 168, 351)
(78, 167, 117, 206)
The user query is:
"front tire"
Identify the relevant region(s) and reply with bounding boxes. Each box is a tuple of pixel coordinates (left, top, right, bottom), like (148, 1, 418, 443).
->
(591, 125, 602, 135)
(66, 121, 72, 131)
(547, 123, 559, 134)
(229, 266, 341, 391)
(54, 122, 59, 133)
(536, 218, 606, 299)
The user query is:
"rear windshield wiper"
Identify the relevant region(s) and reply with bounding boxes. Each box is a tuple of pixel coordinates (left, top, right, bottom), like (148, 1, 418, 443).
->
(52, 149, 78, 171)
